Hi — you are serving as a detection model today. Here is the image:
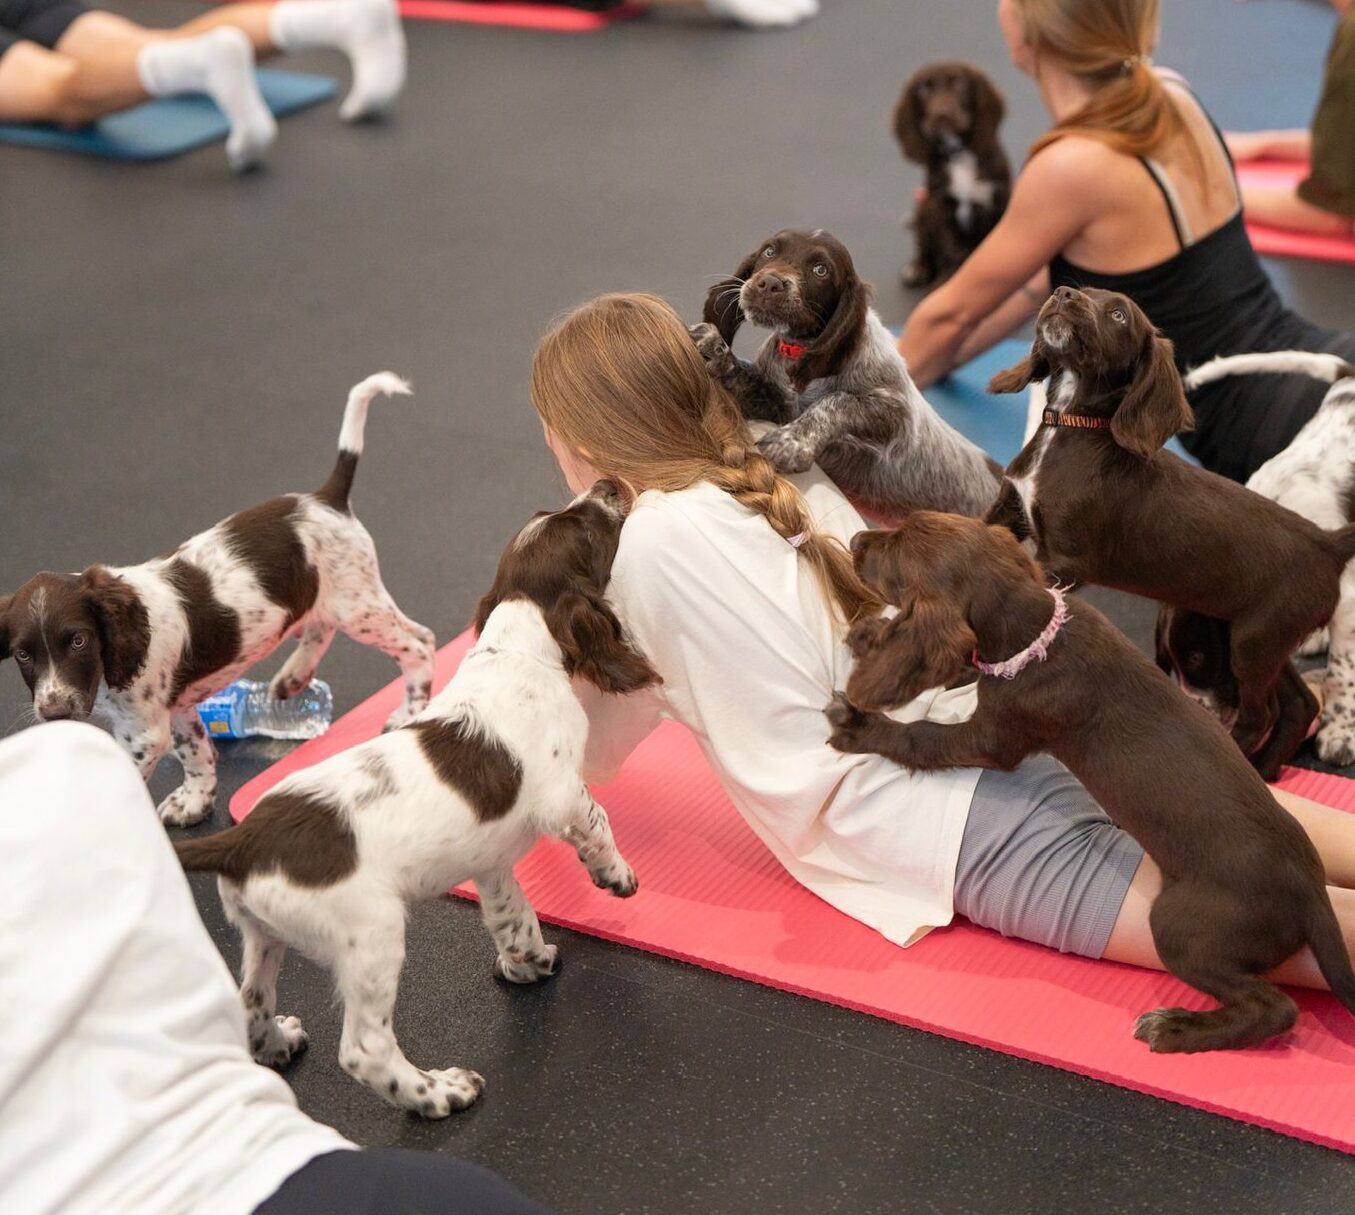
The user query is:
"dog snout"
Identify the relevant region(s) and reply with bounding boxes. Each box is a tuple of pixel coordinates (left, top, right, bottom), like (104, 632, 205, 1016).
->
(36, 694, 88, 723)
(750, 272, 789, 296)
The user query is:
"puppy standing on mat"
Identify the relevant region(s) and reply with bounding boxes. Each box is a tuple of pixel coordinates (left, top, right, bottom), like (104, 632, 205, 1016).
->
(177, 482, 658, 1116)
(825, 512, 1355, 1052)
(0, 373, 434, 827)
(690, 228, 1000, 523)
(985, 287, 1355, 779)
(893, 61, 1011, 289)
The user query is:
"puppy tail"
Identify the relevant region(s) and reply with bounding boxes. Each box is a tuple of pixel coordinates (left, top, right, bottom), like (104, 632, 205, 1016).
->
(1307, 893, 1355, 1016)
(315, 371, 414, 512)
(1183, 352, 1355, 393)
(174, 830, 246, 883)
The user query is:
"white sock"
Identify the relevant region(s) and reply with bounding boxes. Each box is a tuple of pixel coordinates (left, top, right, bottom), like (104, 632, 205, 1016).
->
(269, 0, 407, 122)
(137, 28, 276, 172)
(705, 0, 818, 27)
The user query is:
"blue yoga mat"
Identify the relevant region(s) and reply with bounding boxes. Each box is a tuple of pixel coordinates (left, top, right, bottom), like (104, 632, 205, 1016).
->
(0, 69, 336, 162)
(926, 338, 1196, 468)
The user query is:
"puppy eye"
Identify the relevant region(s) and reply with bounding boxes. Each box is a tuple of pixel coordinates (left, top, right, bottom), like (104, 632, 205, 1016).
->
(812, 264, 829, 277)
(14, 649, 31, 664)
(763, 246, 776, 258)
(70, 633, 87, 651)
(1110, 308, 1127, 324)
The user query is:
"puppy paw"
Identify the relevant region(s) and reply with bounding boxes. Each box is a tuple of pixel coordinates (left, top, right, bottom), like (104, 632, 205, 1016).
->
(689, 322, 737, 380)
(590, 860, 638, 899)
(409, 1067, 486, 1118)
(825, 693, 879, 753)
(1133, 1007, 1202, 1053)
(1317, 718, 1355, 768)
(251, 1015, 309, 1069)
(268, 671, 313, 701)
(846, 616, 888, 657)
(381, 705, 419, 732)
(757, 427, 816, 474)
(493, 943, 561, 985)
(157, 786, 214, 828)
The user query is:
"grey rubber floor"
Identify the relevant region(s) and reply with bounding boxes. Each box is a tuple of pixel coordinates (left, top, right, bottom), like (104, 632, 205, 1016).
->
(4, 0, 1355, 1212)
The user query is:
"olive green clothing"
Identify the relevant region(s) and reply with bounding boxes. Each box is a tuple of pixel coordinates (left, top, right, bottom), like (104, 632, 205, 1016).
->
(1299, 10, 1355, 218)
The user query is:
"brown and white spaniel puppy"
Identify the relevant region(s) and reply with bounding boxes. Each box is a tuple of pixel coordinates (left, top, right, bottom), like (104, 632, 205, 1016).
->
(0, 374, 435, 827)
(825, 511, 1355, 1053)
(689, 228, 1000, 524)
(985, 288, 1355, 779)
(893, 61, 1011, 289)
(177, 481, 659, 1117)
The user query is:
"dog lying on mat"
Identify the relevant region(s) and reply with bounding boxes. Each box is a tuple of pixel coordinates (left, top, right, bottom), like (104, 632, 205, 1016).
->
(690, 228, 999, 523)
(893, 61, 1010, 289)
(825, 512, 1355, 1053)
(1166, 352, 1355, 767)
(985, 288, 1355, 779)
(176, 481, 659, 1116)
(0, 374, 434, 827)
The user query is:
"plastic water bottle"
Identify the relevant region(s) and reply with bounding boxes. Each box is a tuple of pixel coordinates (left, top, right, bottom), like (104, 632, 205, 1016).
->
(197, 679, 333, 741)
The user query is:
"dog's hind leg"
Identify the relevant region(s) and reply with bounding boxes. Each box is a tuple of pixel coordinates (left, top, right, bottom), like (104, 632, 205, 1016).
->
(332, 587, 435, 731)
(226, 891, 308, 1069)
(157, 709, 219, 828)
(1134, 883, 1299, 1053)
(268, 621, 338, 701)
(476, 870, 559, 984)
(335, 898, 483, 1117)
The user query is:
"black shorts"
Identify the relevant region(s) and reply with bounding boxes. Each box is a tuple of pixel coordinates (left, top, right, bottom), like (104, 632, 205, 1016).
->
(0, 0, 89, 57)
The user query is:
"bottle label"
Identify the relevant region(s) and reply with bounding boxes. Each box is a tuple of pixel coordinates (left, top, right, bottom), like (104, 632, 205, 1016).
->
(197, 695, 239, 738)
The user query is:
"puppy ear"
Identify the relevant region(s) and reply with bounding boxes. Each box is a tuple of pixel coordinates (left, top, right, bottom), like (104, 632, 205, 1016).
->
(473, 589, 499, 637)
(1111, 334, 1194, 460)
(967, 68, 1006, 152)
(983, 480, 1032, 543)
(548, 591, 661, 695)
(703, 249, 761, 347)
(80, 566, 150, 690)
(893, 75, 929, 163)
(796, 272, 872, 388)
(988, 347, 1050, 394)
(844, 597, 976, 711)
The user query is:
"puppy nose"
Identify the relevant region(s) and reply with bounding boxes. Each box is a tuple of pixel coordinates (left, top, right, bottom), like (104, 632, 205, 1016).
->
(39, 705, 74, 722)
(754, 274, 786, 295)
(1053, 286, 1078, 303)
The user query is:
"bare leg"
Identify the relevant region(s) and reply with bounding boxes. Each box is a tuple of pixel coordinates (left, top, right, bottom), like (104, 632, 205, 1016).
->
(1240, 181, 1354, 237)
(1104, 855, 1355, 991)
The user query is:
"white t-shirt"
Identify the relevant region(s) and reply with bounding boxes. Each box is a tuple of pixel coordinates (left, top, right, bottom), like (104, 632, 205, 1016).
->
(582, 472, 982, 948)
(0, 723, 351, 1215)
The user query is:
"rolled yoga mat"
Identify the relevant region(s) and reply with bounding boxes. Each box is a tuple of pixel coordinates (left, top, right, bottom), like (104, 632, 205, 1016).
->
(231, 631, 1355, 1154)
(0, 70, 336, 162)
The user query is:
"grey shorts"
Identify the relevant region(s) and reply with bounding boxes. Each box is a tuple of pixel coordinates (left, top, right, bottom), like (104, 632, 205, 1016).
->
(952, 754, 1144, 959)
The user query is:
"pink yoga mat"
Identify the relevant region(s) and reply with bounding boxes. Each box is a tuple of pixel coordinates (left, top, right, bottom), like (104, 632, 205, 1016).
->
(231, 632, 1355, 1154)
(1237, 160, 1355, 267)
(397, 0, 644, 29)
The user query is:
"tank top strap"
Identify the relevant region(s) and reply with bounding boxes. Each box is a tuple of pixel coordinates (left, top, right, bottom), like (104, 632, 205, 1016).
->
(1140, 156, 1192, 248)
(1159, 73, 1243, 210)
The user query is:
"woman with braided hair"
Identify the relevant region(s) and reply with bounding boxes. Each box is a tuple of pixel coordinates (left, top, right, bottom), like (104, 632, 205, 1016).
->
(531, 291, 1355, 984)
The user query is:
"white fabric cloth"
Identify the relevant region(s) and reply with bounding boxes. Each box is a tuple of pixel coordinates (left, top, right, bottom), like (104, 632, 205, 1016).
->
(0, 723, 351, 1215)
(581, 471, 982, 948)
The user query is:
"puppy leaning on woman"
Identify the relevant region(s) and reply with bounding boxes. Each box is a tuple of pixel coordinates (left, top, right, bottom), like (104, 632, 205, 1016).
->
(532, 290, 1355, 997)
(898, 0, 1355, 485)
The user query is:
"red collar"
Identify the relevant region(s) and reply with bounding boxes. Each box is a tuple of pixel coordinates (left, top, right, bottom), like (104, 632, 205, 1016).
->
(778, 339, 809, 360)
(1042, 409, 1112, 430)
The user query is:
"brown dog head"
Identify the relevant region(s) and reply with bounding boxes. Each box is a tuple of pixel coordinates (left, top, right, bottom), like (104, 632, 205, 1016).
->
(989, 287, 1194, 459)
(0, 567, 150, 720)
(844, 513, 1040, 711)
(702, 229, 871, 389)
(474, 480, 661, 696)
(894, 61, 1006, 164)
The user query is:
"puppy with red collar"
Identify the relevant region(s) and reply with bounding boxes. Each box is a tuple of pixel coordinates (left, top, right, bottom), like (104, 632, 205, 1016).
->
(177, 482, 658, 1116)
(0, 374, 434, 827)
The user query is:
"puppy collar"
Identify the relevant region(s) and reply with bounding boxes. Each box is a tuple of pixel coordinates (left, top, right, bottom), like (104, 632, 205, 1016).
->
(1042, 409, 1111, 430)
(778, 339, 809, 360)
(973, 587, 1069, 679)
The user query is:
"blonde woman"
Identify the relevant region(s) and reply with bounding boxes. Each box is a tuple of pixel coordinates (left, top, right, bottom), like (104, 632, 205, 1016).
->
(532, 291, 1355, 987)
(897, 0, 1355, 484)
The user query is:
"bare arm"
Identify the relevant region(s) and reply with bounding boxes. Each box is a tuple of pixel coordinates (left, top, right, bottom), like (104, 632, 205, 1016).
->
(897, 143, 1096, 390)
(951, 269, 1049, 369)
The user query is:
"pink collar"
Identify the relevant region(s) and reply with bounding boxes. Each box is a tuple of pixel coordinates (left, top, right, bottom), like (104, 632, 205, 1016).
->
(972, 587, 1069, 679)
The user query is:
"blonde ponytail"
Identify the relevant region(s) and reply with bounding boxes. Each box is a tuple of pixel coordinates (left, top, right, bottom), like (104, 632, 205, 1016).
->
(531, 293, 883, 624)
